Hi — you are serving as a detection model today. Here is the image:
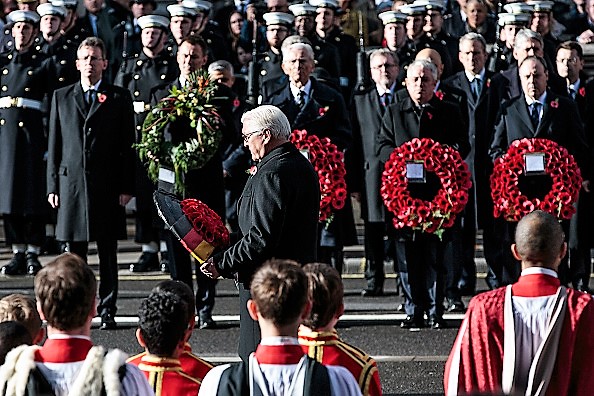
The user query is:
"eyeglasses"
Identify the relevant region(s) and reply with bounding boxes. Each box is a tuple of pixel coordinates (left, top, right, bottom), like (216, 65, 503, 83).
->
(371, 63, 397, 70)
(556, 57, 578, 64)
(242, 130, 263, 142)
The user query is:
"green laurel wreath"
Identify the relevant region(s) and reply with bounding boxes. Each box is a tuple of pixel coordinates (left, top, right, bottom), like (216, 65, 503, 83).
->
(135, 70, 223, 195)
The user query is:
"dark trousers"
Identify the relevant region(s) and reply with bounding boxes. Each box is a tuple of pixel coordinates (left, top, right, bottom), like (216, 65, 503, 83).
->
(165, 230, 216, 318)
(363, 221, 386, 290)
(399, 233, 446, 317)
(3, 214, 45, 246)
(238, 282, 260, 363)
(395, 241, 414, 316)
(134, 208, 160, 244)
(67, 238, 118, 315)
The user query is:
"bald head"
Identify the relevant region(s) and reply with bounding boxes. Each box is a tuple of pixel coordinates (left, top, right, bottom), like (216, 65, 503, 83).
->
(513, 210, 566, 270)
(415, 48, 443, 79)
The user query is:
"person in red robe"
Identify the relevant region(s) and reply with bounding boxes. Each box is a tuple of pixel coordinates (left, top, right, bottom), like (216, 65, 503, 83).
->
(444, 210, 594, 396)
(299, 262, 382, 396)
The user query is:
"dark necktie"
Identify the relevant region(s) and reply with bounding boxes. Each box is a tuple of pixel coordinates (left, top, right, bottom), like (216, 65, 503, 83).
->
(471, 78, 481, 100)
(568, 86, 576, 100)
(530, 102, 541, 129)
(297, 90, 306, 108)
(381, 92, 391, 107)
(87, 89, 96, 106)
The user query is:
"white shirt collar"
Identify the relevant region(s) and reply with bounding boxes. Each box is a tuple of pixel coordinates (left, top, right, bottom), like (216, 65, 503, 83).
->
(520, 267, 558, 278)
(376, 81, 396, 97)
(290, 79, 312, 101)
(569, 78, 581, 91)
(525, 91, 547, 106)
(464, 68, 485, 83)
(81, 79, 101, 92)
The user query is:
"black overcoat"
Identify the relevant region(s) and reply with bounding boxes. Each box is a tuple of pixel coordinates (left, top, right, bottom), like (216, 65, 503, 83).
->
(213, 142, 320, 284)
(47, 82, 135, 241)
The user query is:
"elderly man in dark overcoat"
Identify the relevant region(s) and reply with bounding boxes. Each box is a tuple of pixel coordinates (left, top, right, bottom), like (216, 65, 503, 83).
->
(47, 36, 135, 330)
(351, 48, 400, 297)
(0, 10, 56, 276)
(200, 105, 320, 363)
(377, 59, 470, 329)
(261, 41, 356, 273)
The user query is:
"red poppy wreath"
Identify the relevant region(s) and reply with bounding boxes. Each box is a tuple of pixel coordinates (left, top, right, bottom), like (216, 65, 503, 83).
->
(290, 129, 347, 226)
(490, 138, 582, 221)
(179, 198, 230, 262)
(381, 138, 472, 239)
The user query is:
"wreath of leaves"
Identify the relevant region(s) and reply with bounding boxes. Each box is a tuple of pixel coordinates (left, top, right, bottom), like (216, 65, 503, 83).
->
(135, 70, 223, 194)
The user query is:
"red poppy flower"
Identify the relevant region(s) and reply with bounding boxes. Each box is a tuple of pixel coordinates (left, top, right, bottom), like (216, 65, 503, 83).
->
(550, 99, 559, 108)
(290, 129, 347, 224)
(490, 138, 581, 221)
(579, 87, 586, 97)
(381, 138, 471, 239)
(98, 93, 107, 103)
(180, 198, 230, 249)
(435, 90, 444, 100)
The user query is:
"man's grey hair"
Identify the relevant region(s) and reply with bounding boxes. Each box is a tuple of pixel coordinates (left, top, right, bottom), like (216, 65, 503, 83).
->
(514, 28, 543, 51)
(459, 32, 486, 52)
(208, 60, 234, 75)
(281, 35, 312, 52)
(241, 105, 291, 140)
(407, 59, 438, 80)
(369, 48, 399, 67)
(281, 42, 315, 63)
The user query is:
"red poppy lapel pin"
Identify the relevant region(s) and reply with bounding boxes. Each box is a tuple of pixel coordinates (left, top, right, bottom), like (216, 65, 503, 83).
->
(579, 87, 586, 97)
(97, 93, 107, 103)
(550, 98, 559, 109)
(435, 90, 444, 100)
(318, 106, 329, 117)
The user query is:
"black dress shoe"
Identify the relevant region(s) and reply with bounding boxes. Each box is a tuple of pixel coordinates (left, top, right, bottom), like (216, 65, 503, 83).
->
(401, 315, 424, 328)
(129, 252, 159, 272)
(1, 253, 27, 275)
(26, 252, 42, 275)
(100, 313, 117, 330)
(446, 298, 466, 313)
(428, 315, 447, 329)
(160, 252, 170, 273)
(361, 288, 384, 297)
(199, 315, 216, 329)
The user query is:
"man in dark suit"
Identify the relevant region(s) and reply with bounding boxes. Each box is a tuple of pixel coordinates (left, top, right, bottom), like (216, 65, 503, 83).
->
(47, 37, 136, 330)
(377, 59, 470, 329)
(443, 32, 496, 304)
(151, 35, 235, 330)
(489, 55, 592, 285)
(200, 105, 320, 362)
(352, 48, 399, 297)
(555, 41, 594, 291)
(114, 14, 179, 273)
(261, 41, 354, 272)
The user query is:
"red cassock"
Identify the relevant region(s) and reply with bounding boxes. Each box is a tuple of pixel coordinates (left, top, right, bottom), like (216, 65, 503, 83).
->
(127, 348, 212, 396)
(298, 329, 382, 396)
(444, 274, 594, 395)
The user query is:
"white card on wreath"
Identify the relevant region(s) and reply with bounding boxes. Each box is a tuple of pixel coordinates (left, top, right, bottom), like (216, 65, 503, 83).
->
(524, 153, 546, 174)
(158, 167, 175, 184)
(406, 161, 425, 183)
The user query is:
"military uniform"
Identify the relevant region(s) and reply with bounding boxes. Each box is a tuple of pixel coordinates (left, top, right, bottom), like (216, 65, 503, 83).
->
(200, 21, 232, 63)
(127, 353, 210, 396)
(34, 35, 78, 88)
(258, 48, 286, 86)
(299, 329, 382, 396)
(320, 27, 357, 99)
(0, 11, 57, 276)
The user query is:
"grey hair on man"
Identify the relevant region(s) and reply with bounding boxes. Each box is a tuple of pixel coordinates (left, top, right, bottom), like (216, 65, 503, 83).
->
(208, 59, 234, 74)
(281, 35, 312, 53)
(369, 48, 399, 67)
(459, 32, 487, 52)
(281, 42, 315, 63)
(514, 28, 544, 51)
(241, 105, 291, 140)
(406, 59, 438, 80)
